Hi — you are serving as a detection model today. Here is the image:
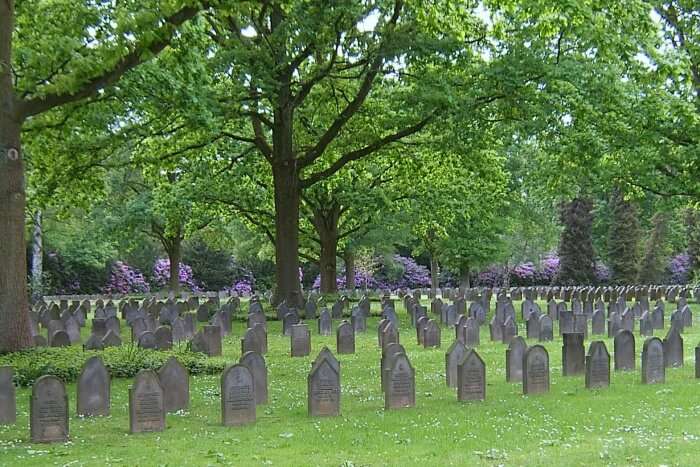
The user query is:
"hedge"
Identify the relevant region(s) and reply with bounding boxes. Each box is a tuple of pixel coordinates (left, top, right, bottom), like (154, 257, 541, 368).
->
(0, 344, 227, 387)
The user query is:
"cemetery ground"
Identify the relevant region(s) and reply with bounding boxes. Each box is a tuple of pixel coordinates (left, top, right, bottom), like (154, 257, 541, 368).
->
(1, 301, 700, 466)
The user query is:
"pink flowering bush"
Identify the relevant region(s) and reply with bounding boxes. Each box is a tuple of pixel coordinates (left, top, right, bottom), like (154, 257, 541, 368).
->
(668, 253, 691, 284)
(103, 261, 150, 294)
(153, 258, 201, 292)
(312, 255, 430, 290)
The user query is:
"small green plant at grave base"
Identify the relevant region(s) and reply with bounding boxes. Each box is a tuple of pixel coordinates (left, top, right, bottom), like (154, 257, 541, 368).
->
(1, 299, 700, 466)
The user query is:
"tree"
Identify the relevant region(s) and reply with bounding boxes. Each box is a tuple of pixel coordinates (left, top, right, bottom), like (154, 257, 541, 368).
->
(0, 0, 209, 350)
(608, 188, 641, 284)
(556, 197, 597, 285)
(638, 211, 669, 284)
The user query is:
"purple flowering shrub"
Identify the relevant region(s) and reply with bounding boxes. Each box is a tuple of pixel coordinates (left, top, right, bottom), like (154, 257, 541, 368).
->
(103, 261, 150, 294)
(668, 253, 691, 284)
(153, 258, 201, 292)
(476, 265, 505, 287)
(510, 262, 537, 286)
(477, 253, 610, 286)
(594, 261, 611, 283)
(312, 255, 431, 290)
(228, 278, 254, 296)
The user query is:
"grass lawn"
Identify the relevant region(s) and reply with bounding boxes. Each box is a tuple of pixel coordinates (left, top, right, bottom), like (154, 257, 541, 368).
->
(1, 300, 700, 466)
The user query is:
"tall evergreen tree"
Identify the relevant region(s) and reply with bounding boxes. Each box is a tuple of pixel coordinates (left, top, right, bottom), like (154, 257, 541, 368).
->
(686, 207, 700, 279)
(638, 211, 669, 284)
(608, 188, 641, 284)
(556, 197, 597, 285)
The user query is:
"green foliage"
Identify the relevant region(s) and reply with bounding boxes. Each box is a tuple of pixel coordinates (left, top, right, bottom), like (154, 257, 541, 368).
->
(607, 188, 641, 284)
(0, 344, 225, 387)
(556, 197, 597, 285)
(638, 211, 670, 284)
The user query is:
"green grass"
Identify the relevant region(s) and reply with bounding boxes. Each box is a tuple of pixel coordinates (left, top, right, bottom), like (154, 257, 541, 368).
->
(2, 300, 700, 466)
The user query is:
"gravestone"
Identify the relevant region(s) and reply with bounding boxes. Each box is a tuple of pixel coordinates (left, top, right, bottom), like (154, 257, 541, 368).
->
(171, 317, 187, 342)
(154, 326, 173, 350)
(336, 321, 355, 354)
(559, 310, 573, 335)
(591, 309, 605, 335)
(585, 341, 610, 389)
(158, 357, 189, 413)
(105, 316, 120, 337)
(102, 330, 122, 348)
(614, 330, 636, 371)
(77, 356, 110, 417)
(489, 316, 503, 342)
(190, 326, 222, 357)
(221, 365, 256, 426)
(137, 331, 157, 349)
(30, 375, 69, 443)
(129, 370, 165, 433)
(351, 311, 367, 333)
(607, 313, 622, 338)
(651, 306, 664, 330)
(305, 299, 318, 320)
(423, 320, 441, 348)
(506, 336, 527, 383)
(64, 316, 81, 344)
(445, 340, 467, 388)
(283, 312, 300, 336)
(457, 349, 485, 402)
(253, 323, 268, 354)
(318, 310, 332, 336)
(526, 315, 540, 340)
(331, 301, 344, 319)
(639, 312, 653, 337)
(502, 317, 517, 344)
(241, 327, 265, 355)
(83, 333, 104, 351)
(538, 315, 553, 342)
(384, 353, 415, 410)
(416, 316, 428, 345)
(0, 367, 15, 424)
(465, 317, 480, 348)
(290, 324, 311, 357)
(381, 321, 400, 350)
(562, 333, 585, 376)
(641, 337, 665, 384)
(381, 343, 406, 391)
(308, 354, 340, 417)
(573, 314, 588, 339)
(523, 345, 549, 395)
(663, 327, 684, 368)
(51, 330, 70, 347)
(240, 351, 268, 405)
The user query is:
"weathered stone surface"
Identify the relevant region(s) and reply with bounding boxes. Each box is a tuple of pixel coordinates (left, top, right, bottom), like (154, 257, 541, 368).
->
(585, 341, 610, 389)
(384, 353, 415, 410)
(336, 320, 355, 354)
(308, 354, 340, 417)
(457, 350, 485, 402)
(538, 315, 553, 342)
(77, 356, 110, 417)
(31, 375, 69, 443)
(154, 326, 173, 350)
(158, 357, 189, 413)
(445, 340, 467, 388)
(240, 351, 268, 406)
(663, 327, 684, 368)
(290, 323, 311, 357)
(523, 345, 549, 395)
(506, 336, 527, 383)
(0, 367, 16, 425)
(221, 365, 256, 426)
(641, 337, 665, 384)
(129, 370, 165, 433)
(614, 330, 635, 371)
(562, 333, 585, 376)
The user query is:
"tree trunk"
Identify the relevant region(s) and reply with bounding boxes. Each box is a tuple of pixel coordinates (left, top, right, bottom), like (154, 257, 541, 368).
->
(318, 227, 339, 294)
(344, 249, 356, 291)
(271, 161, 303, 307)
(430, 254, 439, 297)
(31, 210, 43, 301)
(166, 236, 182, 296)
(0, 0, 32, 350)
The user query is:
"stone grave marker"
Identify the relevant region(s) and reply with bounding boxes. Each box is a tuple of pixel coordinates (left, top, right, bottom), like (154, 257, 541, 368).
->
(614, 329, 635, 371)
(585, 341, 610, 389)
(307, 354, 340, 417)
(523, 345, 549, 395)
(30, 375, 69, 443)
(384, 353, 415, 410)
(562, 333, 585, 376)
(221, 365, 256, 426)
(137, 331, 157, 349)
(158, 357, 189, 413)
(641, 337, 665, 384)
(51, 330, 70, 347)
(663, 327, 683, 368)
(318, 310, 332, 336)
(0, 367, 15, 424)
(465, 317, 480, 348)
(77, 356, 110, 417)
(538, 315, 553, 342)
(423, 319, 441, 348)
(102, 330, 122, 348)
(336, 320, 355, 354)
(240, 352, 268, 405)
(290, 323, 311, 357)
(129, 369, 165, 433)
(457, 349, 485, 402)
(154, 326, 173, 350)
(506, 336, 527, 383)
(502, 317, 517, 344)
(445, 340, 467, 388)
